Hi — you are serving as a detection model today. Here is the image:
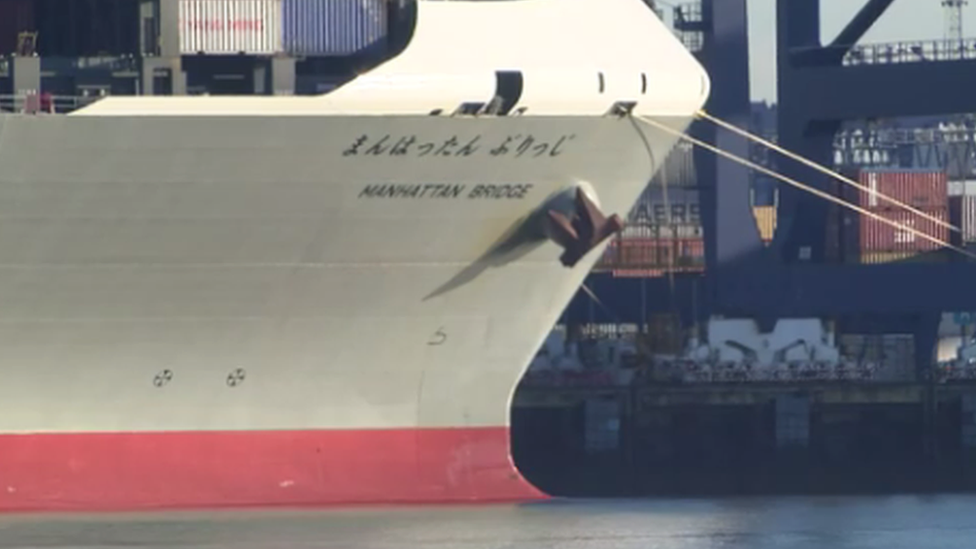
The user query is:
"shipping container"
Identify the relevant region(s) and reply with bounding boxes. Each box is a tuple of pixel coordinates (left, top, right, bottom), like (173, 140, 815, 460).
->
(853, 168, 948, 209)
(282, 0, 388, 57)
(621, 223, 702, 240)
(752, 205, 777, 242)
(629, 186, 700, 226)
(962, 195, 976, 243)
(609, 268, 705, 278)
(858, 206, 949, 253)
(950, 181, 976, 196)
(949, 180, 964, 196)
(857, 250, 927, 264)
(599, 237, 705, 271)
(179, 0, 282, 55)
(0, 0, 34, 56)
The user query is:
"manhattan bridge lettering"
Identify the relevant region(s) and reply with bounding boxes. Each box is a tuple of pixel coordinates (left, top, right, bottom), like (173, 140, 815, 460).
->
(358, 183, 533, 200)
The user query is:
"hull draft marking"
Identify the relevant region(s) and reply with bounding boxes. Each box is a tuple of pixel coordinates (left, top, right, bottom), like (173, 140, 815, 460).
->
(428, 329, 448, 346)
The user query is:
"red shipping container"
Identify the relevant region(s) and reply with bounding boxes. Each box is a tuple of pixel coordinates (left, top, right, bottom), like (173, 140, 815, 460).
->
(611, 267, 706, 278)
(600, 237, 704, 271)
(854, 168, 948, 209)
(0, 0, 34, 56)
(859, 206, 949, 253)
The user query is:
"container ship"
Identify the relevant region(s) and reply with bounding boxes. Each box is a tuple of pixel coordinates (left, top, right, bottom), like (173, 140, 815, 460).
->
(0, 0, 709, 511)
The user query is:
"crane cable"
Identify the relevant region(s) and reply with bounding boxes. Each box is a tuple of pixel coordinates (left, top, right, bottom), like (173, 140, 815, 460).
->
(696, 109, 961, 234)
(635, 114, 976, 261)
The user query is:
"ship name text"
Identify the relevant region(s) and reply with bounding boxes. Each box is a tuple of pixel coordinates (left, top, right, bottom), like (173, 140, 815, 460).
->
(358, 183, 533, 200)
(342, 133, 576, 159)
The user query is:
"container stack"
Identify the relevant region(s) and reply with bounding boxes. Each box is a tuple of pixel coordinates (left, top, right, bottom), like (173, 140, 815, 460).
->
(842, 168, 950, 264)
(599, 186, 705, 276)
(178, 0, 388, 56)
(282, 0, 388, 57)
(598, 184, 780, 275)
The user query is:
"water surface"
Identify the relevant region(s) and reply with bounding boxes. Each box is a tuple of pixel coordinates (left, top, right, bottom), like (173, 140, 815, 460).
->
(1, 495, 974, 548)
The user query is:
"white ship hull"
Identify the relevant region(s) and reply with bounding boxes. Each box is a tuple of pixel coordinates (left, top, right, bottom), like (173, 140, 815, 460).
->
(0, 0, 708, 511)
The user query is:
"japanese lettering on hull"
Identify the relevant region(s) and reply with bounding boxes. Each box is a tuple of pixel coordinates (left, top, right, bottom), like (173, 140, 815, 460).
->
(343, 133, 576, 159)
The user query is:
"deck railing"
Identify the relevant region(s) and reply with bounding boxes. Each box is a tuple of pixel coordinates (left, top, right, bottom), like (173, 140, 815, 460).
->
(0, 94, 103, 115)
(842, 38, 976, 66)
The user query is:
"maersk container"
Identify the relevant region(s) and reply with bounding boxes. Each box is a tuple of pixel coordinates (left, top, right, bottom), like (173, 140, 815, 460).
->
(600, 237, 704, 272)
(0, 0, 33, 56)
(859, 206, 949, 253)
(282, 0, 388, 57)
(854, 168, 948, 209)
(179, 0, 283, 55)
(629, 186, 700, 226)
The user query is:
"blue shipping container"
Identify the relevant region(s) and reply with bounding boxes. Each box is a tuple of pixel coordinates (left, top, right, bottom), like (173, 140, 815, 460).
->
(282, 0, 388, 56)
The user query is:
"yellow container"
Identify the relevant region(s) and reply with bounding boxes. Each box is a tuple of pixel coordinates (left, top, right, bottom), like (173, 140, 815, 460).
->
(752, 206, 777, 242)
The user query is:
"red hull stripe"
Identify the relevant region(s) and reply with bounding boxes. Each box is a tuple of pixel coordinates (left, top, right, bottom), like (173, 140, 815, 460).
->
(0, 427, 548, 512)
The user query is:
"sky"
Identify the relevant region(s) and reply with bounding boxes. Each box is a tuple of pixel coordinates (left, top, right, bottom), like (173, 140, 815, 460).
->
(742, 0, 976, 102)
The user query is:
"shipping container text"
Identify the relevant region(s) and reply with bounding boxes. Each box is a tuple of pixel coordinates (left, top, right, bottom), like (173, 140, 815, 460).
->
(632, 203, 702, 225)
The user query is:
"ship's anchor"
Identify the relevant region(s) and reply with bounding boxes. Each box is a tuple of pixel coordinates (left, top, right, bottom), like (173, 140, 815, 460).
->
(544, 188, 624, 268)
